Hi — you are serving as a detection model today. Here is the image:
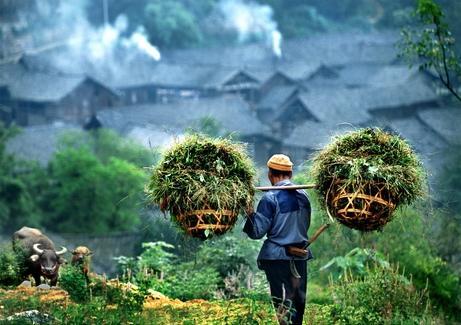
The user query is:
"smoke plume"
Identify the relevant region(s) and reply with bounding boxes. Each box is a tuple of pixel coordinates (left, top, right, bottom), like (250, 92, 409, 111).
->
(218, 0, 282, 57)
(69, 14, 161, 63)
(20, 0, 160, 80)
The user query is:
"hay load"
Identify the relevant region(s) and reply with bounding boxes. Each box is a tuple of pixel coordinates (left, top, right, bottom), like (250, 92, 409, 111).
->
(312, 128, 425, 231)
(147, 135, 255, 239)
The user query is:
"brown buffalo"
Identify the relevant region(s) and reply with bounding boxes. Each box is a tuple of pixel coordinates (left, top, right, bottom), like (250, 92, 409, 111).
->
(71, 246, 93, 278)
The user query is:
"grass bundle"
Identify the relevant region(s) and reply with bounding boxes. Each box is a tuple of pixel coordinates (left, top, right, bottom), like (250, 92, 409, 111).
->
(147, 135, 255, 239)
(311, 128, 425, 231)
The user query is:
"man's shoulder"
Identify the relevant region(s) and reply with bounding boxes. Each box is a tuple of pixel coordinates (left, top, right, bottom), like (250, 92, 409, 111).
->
(262, 190, 277, 201)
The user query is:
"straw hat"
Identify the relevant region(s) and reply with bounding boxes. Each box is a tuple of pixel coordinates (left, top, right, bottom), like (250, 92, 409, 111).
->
(267, 154, 293, 172)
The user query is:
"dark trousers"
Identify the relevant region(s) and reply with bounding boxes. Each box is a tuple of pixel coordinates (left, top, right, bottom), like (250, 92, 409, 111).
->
(260, 260, 307, 325)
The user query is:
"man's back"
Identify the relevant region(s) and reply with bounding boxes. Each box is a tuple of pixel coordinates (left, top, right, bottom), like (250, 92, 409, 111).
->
(243, 179, 311, 261)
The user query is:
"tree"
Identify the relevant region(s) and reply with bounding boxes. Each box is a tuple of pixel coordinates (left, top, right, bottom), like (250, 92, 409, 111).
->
(186, 116, 222, 138)
(0, 123, 43, 233)
(58, 129, 158, 168)
(400, 0, 461, 102)
(44, 147, 146, 234)
(143, 0, 202, 48)
(40, 129, 157, 234)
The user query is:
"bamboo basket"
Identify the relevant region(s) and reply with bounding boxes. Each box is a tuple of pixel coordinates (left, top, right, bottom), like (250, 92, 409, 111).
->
(327, 181, 396, 231)
(176, 207, 238, 238)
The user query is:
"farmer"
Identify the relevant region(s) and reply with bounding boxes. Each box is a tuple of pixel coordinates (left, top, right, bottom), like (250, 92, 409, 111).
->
(243, 154, 312, 325)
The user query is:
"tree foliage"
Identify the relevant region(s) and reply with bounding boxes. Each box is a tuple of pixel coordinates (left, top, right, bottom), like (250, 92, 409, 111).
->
(143, 0, 202, 48)
(0, 127, 157, 235)
(43, 147, 146, 234)
(0, 123, 43, 233)
(58, 129, 157, 168)
(400, 0, 461, 102)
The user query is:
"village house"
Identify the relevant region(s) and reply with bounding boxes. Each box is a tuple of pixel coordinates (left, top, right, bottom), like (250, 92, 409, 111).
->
(0, 62, 119, 126)
(95, 95, 279, 164)
(6, 123, 80, 165)
(3, 29, 456, 177)
(113, 62, 263, 106)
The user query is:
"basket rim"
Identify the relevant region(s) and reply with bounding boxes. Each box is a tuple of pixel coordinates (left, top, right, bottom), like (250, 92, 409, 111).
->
(332, 192, 395, 209)
(187, 224, 232, 231)
(183, 209, 237, 217)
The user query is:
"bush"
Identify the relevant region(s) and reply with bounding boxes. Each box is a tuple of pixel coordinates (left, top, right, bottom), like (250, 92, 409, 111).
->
(331, 265, 435, 324)
(377, 208, 461, 318)
(158, 262, 220, 301)
(105, 281, 145, 316)
(307, 283, 334, 306)
(49, 296, 143, 324)
(137, 241, 175, 275)
(59, 265, 90, 303)
(0, 243, 25, 287)
(114, 241, 220, 301)
(196, 232, 260, 278)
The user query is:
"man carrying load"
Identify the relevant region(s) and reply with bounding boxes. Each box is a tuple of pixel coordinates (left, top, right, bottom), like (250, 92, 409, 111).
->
(244, 154, 312, 325)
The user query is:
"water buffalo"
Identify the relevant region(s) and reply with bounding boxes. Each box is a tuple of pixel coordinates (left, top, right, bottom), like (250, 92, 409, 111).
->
(12, 226, 67, 286)
(71, 246, 93, 279)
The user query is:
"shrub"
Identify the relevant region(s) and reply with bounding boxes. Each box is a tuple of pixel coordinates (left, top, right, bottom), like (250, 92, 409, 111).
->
(160, 262, 220, 301)
(331, 265, 435, 324)
(137, 241, 175, 276)
(0, 243, 25, 287)
(105, 281, 145, 316)
(59, 265, 90, 303)
(196, 232, 260, 277)
(113, 255, 138, 282)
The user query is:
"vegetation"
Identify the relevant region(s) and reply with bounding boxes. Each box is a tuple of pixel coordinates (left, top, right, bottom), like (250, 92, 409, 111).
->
(0, 244, 24, 287)
(83, 0, 461, 49)
(59, 265, 90, 303)
(331, 265, 434, 324)
(58, 129, 157, 168)
(400, 0, 461, 102)
(147, 135, 255, 238)
(44, 147, 147, 234)
(0, 126, 157, 235)
(0, 236, 447, 324)
(144, 0, 202, 48)
(0, 124, 43, 233)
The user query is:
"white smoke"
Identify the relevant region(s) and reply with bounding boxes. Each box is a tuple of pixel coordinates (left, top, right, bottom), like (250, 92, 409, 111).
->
(218, 0, 282, 57)
(130, 27, 161, 61)
(22, 1, 161, 80)
(271, 30, 282, 58)
(69, 15, 161, 63)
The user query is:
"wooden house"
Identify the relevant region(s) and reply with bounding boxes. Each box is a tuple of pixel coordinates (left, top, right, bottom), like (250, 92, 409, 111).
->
(96, 95, 279, 165)
(0, 63, 119, 126)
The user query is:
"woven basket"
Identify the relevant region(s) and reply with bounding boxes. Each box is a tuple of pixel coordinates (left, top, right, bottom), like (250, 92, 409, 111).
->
(327, 181, 396, 231)
(176, 207, 238, 239)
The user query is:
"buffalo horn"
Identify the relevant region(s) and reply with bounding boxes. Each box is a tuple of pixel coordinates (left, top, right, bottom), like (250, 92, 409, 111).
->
(33, 243, 44, 254)
(56, 246, 67, 255)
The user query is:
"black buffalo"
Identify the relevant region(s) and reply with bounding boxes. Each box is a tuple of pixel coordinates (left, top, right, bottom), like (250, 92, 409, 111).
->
(12, 226, 67, 286)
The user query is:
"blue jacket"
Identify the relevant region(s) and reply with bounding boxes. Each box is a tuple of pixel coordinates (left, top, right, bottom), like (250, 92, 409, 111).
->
(243, 179, 312, 261)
